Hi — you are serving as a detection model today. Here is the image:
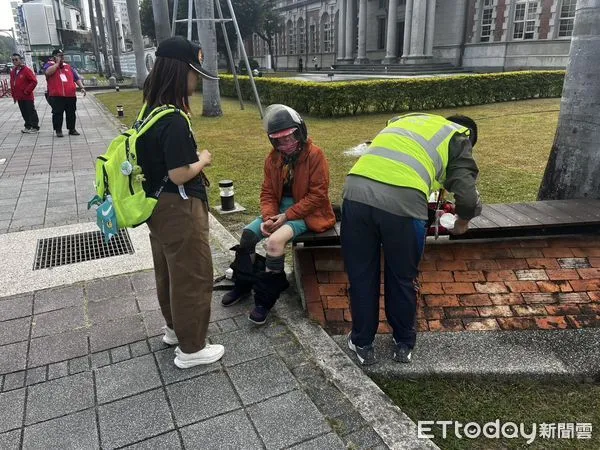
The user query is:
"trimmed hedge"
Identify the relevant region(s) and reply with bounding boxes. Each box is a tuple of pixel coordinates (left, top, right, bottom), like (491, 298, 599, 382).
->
(214, 70, 564, 117)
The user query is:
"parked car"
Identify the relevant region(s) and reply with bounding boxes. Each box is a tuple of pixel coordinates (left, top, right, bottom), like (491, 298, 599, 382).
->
(5, 63, 14, 74)
(0, 63, 6, 73)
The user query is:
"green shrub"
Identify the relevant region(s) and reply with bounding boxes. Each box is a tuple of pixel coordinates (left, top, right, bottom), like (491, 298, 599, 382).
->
(215, 70, 565, 117)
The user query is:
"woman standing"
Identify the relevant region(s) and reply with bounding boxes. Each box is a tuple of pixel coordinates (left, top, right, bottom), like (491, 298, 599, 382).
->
(137, 36, 224, 369)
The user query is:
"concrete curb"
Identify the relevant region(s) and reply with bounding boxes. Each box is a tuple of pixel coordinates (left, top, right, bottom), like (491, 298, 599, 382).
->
(334, 329, 600, 383)
(209, 221, 439, 450)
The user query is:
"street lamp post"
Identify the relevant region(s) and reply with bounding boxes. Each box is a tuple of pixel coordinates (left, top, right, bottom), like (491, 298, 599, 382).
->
(0, 28, 18, 54)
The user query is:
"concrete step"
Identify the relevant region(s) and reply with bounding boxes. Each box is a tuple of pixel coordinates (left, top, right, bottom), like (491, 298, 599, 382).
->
(326, 62, 469, 74)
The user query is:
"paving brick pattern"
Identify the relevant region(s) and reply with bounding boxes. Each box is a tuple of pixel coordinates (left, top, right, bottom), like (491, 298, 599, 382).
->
(0, 270, 384, 449)
(299, 236, 600, 334)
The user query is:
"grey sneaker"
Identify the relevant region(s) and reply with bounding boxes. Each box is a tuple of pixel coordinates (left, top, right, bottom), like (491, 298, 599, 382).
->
(392, 341, 412, 363)
(347, 333, 376, 365)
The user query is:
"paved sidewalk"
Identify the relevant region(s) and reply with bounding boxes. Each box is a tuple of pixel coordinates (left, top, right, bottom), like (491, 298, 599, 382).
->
(0, 83, 113, 234)
(0, 271, 387, 449)
(0, 86, 435, 449)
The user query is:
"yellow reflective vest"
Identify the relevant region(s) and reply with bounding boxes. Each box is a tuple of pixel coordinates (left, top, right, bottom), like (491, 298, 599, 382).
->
(348, 113, 469, 196)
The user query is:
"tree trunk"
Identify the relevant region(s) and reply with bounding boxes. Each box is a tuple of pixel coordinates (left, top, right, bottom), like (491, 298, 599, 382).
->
(538, 0, 600, 200)
(195, 0, 223, 117)
(266, 38, 276, 71)
(87, 0, 103, 75)
(95, 0, 112, 77)
(126, 0, 147, 88)
(152, 0, 172, 43)
(105, 0, 122, 78)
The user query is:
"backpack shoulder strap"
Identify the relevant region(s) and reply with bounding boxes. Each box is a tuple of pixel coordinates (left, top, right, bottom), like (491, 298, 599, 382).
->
(136, 105, 191, 136)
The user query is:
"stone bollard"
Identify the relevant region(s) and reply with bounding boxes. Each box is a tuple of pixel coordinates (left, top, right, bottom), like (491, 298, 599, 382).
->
(90, 77, 97, 87)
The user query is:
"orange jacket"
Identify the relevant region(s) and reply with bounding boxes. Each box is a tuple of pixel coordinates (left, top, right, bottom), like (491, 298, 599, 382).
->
(260, 139, 336, 233)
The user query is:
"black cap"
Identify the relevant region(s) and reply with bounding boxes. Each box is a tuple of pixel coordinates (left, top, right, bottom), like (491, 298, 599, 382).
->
(52, 48, 63, 56)
(156, 36, 218, 81)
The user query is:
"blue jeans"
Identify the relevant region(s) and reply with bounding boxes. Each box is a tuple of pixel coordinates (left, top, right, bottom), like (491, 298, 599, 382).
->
(340, 198, 427, 349)
(245, 197, 308, 239)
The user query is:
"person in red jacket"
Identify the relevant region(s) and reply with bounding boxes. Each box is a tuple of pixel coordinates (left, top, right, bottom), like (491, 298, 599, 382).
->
(44, 49, 86, 137)
(10, 53, 39, 133)
(222, 104, 336, 325)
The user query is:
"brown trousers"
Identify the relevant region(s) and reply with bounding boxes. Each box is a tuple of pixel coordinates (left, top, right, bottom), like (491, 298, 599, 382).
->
(147, 193, 213, 353)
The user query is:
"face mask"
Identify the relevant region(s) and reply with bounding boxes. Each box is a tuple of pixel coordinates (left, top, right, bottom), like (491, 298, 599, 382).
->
(277, 141, 299, 156)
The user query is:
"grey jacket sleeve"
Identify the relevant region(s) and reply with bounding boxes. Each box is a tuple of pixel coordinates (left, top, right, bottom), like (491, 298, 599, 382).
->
(443, 134, 482, 220)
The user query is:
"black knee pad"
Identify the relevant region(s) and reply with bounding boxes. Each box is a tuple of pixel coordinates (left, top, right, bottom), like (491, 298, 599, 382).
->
(240, 229, 260, 253)
(266, 254, 285, 273)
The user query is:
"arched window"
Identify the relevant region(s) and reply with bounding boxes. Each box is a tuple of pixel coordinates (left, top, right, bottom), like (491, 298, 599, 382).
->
(287, 19, 295, 54)
(309, 20, 317, 53)
(322, 12, 331, 52)
(280, 29, 286, 54)
(297, 17, 305, 54)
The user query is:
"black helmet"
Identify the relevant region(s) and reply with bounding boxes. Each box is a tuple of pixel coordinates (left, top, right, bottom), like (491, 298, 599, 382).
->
(446, 114, 478, 147)
(263, 104, 308, 147)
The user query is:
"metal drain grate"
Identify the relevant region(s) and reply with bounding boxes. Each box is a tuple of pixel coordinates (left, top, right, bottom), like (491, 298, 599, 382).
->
(33, 229, 135, 270)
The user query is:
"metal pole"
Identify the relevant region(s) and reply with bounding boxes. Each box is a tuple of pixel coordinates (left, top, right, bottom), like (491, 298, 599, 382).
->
(152, 0, 171, 43)
(225, 0, 263, 117)
(187, 0, 193, 40)
(171, 0, 179, 36)
(215, 0, 244, 110)
(11, 28, 17, 53)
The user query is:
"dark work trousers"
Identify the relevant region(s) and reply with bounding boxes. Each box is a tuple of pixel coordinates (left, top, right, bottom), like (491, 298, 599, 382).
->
(17, 100, 39, 130)
(147, 193, 214, 354)
(50, 96, 77, 132)
(340, 198, 427, 349)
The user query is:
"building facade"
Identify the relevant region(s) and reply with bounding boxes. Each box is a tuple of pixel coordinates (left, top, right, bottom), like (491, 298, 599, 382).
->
(12, 0, 135, 71)
(249, 0, 578, 71)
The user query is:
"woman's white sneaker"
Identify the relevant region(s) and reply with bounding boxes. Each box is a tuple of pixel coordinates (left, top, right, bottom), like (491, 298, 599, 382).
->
(174, 344, 225, 368)
(162, 326, 179, 345)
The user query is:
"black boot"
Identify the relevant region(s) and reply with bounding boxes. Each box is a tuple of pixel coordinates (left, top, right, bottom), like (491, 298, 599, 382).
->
(221, 279, 253, 307)
(223, 245, 265, 307)
(249, 271, 289, 325)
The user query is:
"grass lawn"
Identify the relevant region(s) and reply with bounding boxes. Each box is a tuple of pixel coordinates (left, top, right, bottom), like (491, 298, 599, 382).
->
(96, 91, 560, 235)
(373, 376, 600, 449)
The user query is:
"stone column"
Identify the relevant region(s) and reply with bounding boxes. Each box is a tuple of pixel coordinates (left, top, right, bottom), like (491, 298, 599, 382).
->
(355, 0, 368, 63)
(408, 0, 427, 57)
(424, 0, 437, 56)
(403, 0, 432, 63)
(402, 0, 413, 58)
(383, 0, 399, 63)
(337, 0, 346, 61)
(344, 0, 355, 61)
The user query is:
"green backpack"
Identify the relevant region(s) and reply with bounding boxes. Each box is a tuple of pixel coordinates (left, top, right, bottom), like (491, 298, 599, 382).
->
(88, 103, 191, 241)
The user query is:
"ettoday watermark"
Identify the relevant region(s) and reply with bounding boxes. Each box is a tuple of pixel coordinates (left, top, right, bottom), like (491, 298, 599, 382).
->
(417, 420, 593, 444)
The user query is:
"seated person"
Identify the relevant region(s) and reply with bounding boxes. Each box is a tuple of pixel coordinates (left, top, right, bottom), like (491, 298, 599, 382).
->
(223, 104, 336, 325)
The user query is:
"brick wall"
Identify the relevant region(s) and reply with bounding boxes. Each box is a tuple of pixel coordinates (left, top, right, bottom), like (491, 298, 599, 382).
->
(295, 236, 600, 335)
(538, 0, 554, 39)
